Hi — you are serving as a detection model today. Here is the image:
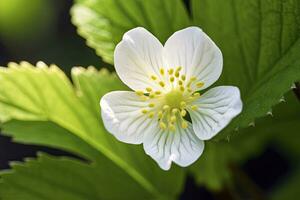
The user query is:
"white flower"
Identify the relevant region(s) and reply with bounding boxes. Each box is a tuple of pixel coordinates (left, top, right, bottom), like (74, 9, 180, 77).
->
(100, 27, 242, 170)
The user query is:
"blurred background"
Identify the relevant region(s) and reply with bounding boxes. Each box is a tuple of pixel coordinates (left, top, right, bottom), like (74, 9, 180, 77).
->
(0, 0, 298, 199)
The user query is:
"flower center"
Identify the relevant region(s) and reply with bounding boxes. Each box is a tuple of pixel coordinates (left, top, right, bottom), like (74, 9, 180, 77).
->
(164, 89, 184, 108)
(136, 66, 204, 131)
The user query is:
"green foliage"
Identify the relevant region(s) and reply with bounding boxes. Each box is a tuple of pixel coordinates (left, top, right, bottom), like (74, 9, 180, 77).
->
(192, 0, 300, 139)
(190, 91, 300, 191)
(71, 0, 190, 63)
(0, 62, 185, 199)
(0, 0, 300, 198)
(71, 0, 300, 141)
(0, 153, 151, 200)
(2, 120, 100, 161)
(271, 167, 300, 200)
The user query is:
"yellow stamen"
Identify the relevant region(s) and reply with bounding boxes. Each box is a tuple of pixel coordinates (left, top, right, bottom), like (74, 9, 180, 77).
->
(168, 68, 174, 75)
(149, 103, 155, 108)
(178, 80, 183, 85)
(191, 105, 198, 111)
(141, 109, 148, 114)
(136, 91, 144, 96)
(170, 76, 175, 82)
(181, 75, 186, 81)
(158, 111, 163, 118)
(181, 121, 188, 129)
(170, 116, 176, 123)
(176, 66, 182, 71)
(180, 86, 185, 91)
(172, 108, 178, 114)
(150, 75, 157, 80)
(180, 110, 187, 117)
(160, 122, 167, 130)
(146, 87, 152, 92)
(169, 124, 176, 131)
(148, 112, 154, 118)
(180, 101, 186, 108)
(149, 93, 155, 98)
(159, 81, 165, 87)
(175, 71, 180, 78)
(163, 105, 170, 110)
(155, 91, 161, 95)
(196, 82, 204, 88)
(193, 92, 200, 97)
(160, 68, 165, 75)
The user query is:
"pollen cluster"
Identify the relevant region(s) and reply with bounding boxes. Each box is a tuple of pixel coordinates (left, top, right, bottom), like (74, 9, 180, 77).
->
(136, 67, 204, 131)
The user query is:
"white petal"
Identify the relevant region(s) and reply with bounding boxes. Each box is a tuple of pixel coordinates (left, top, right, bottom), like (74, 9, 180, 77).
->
(189, 86, 242, 140)
(143, 122, 204, 170)
(100, 91, 155, 144)
(164, 27, 222, 90)
(114, 27, 165, 91)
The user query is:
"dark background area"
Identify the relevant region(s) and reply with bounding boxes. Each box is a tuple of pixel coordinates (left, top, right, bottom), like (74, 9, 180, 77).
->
(0, 0, 292, 199)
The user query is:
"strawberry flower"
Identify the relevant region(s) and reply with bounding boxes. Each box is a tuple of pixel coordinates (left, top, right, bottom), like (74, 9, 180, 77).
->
(100, 27, 242, 170)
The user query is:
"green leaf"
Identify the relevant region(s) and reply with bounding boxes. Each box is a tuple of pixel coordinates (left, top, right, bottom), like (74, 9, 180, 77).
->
(71, 0, 190, 63)
(0, 62, 185, 199)
(189, 142, 232, 191)
(190, 91, 300, 190)
(71, 66, 126, 117)
(191, 0, 300, 139)
(271, 167, 300, 200)
(1, 121, 163, 199)
(2, 120, 100, 161)
(0, 153, 151, 200)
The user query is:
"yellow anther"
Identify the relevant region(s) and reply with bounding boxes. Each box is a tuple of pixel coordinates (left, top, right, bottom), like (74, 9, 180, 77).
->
(146, 87, 152, 92)
(158, 111, 163, 118)
(169, 124, 176, 131)
(170, 76, 175, 82)
(188, 88, 193, 93)
(193, 92, 200, 97)
(176, 66, 182, 71)
(180, 86, 185, 91)
(141, 109, 148, 114)
(148, 112, 155, 118)
(155, 91, 162, 95)
(159, 122, 167, 130)
(181, 121, 188, 129)
(136, 90, 144, 96)
(180, 101, 186, 108)
(150, 75, 157, 80)
(178, 80, 183, 85)
(196, 82, 204, 88)
(175, 71, 180, 78)
(191, 105, 198, 111)
(191, 76, 197, 81)
(172, 108, 179, 114)
(149, 103, 155, 108)
(160, 68, 165, 75)
(149, 93, 155, 98)
(180, 109, 187, 117)
(188, 97, 196, 102)
(168, 68, 174, 75)
(181, 75, 186, 81)
(170, 116, 176, 123)
(163, 105, 170, 110)
(159, 81, 165, 87)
